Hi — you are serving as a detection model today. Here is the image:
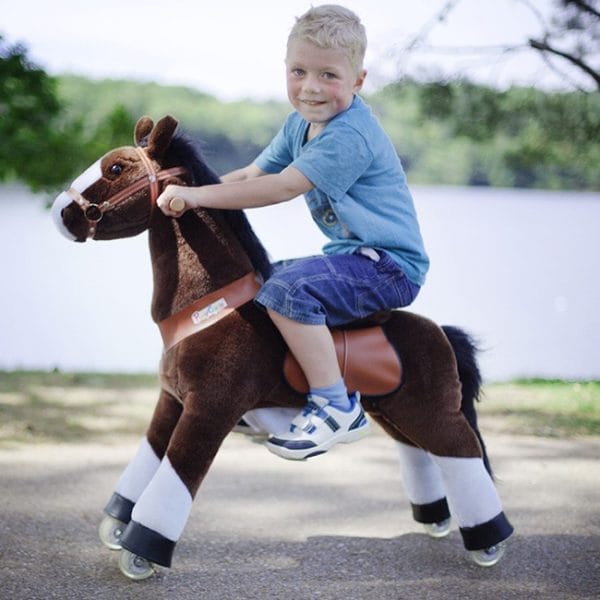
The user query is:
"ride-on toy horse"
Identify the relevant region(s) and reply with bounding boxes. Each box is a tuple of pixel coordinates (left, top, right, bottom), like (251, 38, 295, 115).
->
(51, 116, 513, 580)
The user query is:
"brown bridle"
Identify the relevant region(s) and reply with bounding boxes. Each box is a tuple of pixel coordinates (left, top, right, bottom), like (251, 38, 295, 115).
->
(66, 146, 186, 239)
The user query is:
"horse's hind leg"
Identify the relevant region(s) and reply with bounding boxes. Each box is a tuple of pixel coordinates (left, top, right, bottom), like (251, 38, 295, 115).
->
(375, 391, 513, 558)
(101, 389, 183, 542)
(396, 441, 452, 536)
(371, 415, 451, 534)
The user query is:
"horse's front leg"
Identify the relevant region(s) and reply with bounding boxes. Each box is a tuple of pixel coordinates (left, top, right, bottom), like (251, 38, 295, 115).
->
(118, 389, 240, 571)
(100, 389, 183, 548)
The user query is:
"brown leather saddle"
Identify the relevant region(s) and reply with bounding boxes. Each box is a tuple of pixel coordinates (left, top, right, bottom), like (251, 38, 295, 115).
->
(283, 322, 403, 397)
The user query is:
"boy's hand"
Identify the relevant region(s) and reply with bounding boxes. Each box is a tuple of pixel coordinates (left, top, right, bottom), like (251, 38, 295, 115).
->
(169, 197, 186, 213)
(157, 184, 194, 217)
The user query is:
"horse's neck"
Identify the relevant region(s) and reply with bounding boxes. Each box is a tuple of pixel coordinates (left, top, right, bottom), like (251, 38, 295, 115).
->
(148, 209, 253, 322)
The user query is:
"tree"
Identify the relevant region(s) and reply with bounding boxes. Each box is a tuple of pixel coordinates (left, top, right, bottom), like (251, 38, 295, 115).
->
(0, 37, 140, 193)
(0, 36, 82, 191)
(527, 0, 600, 90)
(79, 104, 137, 167)
(394, 0, 599, 92)
(414, 80, 600, 188)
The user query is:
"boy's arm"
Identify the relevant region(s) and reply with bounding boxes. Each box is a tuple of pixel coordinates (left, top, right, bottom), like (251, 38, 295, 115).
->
(157, 165, 313, 216)
(220, 163, 265, 183)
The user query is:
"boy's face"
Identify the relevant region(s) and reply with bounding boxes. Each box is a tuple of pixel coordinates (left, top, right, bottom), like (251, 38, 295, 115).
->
(286, 38, 366, 130)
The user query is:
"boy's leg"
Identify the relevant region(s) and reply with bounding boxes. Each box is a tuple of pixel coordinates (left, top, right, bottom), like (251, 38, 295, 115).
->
(265, 308, 369, 460)
(267, 310, 350, 410)
(268, 310, 340, 387)
(256, 252, 414, 459)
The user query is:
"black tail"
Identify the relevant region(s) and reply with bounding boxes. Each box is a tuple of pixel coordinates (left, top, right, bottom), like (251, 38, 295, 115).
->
(441, 326, 492, 476)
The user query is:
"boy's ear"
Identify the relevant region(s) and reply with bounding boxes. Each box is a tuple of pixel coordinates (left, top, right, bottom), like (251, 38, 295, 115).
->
(354, 69, 368, 92)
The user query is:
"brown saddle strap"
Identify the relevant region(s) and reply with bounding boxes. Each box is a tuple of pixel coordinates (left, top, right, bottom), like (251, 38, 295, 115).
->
(283, 325, 403, 397)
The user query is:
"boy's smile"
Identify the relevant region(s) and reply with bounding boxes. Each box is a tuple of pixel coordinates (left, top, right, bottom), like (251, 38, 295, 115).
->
(286, 38, 366, 137)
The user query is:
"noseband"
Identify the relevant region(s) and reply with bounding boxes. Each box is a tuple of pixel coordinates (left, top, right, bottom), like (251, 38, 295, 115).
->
(67, 147, 186, 238)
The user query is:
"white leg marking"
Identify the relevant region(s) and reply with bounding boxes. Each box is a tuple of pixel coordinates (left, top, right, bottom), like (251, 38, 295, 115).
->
(434, 455, 503, 528)
(115, 437, 161, 503)
(395, 441, 446, 505)
(131, 456, 193, 542)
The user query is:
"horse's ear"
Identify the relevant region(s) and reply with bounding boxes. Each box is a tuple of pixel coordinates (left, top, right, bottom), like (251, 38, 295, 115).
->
(134, 116, 154, 146)
(146, 115, 178, 159)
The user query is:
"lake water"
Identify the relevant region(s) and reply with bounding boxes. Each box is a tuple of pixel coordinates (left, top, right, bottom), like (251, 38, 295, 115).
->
(1, 184, 599, 382)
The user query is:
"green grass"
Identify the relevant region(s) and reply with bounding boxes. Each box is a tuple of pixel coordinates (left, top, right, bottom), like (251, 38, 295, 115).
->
(0, 371, 598, 447)
(0, 370, 159, 447)
(480, 379, 600, 437)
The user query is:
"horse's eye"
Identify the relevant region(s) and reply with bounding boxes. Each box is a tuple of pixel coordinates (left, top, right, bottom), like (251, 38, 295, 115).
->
(109, 163, 123, 176)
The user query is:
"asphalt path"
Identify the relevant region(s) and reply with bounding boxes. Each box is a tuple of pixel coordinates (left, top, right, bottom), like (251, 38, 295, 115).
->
(1, 423, 599, 599)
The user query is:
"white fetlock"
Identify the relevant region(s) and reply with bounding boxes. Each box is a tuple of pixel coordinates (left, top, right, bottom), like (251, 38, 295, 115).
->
(470, 543, 506, 567)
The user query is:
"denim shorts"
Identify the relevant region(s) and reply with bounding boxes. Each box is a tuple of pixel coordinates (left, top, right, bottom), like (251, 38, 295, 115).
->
(255, 250, 420, 327)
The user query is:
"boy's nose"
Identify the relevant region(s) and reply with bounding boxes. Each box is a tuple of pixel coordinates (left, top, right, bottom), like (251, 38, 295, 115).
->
(302, 75, 321, 94)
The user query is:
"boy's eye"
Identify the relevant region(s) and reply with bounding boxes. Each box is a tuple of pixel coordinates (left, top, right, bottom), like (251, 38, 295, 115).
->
(322, 72, 337, 80)
(292, 68, 305, 77)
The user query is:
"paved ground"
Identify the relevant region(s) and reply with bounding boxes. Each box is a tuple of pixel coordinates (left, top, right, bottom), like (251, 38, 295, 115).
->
(1, 422, 599, 600)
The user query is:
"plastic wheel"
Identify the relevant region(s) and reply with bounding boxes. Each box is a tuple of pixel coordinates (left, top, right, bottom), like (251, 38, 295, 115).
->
(98, 515, 127, 550)
(470, 543, 506, 567)
(423, 518, 451, 539)
(118, 549, 157, 581)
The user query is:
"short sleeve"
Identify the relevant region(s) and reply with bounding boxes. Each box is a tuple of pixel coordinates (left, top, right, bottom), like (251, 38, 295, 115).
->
(254, 122, 293, 174)
(291, 124, 373, 200)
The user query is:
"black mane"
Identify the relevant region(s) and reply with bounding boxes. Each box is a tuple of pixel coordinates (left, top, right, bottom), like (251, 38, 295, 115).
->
(163, 133, 273, 280)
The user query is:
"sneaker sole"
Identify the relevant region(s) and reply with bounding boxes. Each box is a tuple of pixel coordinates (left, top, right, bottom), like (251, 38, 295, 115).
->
(265, 422, 371, 461)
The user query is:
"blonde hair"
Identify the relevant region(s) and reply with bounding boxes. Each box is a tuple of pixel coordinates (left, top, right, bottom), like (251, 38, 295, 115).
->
(288, 4, 367, 74)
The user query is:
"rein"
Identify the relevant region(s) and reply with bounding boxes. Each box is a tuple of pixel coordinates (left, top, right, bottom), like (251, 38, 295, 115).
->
(67, 147, 186, 238)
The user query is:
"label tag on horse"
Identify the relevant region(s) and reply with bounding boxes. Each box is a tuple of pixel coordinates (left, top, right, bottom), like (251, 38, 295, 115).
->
(191, 298, 228, 324)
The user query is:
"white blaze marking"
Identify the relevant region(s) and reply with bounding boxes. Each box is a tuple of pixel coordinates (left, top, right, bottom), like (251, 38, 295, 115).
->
(51, 191, 78, 240)
(50, 159, 103, 239)
(71, 159, 102, 193)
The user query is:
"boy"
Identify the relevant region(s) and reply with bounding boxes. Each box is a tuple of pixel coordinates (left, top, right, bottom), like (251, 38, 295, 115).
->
(157, 4, 429, 460)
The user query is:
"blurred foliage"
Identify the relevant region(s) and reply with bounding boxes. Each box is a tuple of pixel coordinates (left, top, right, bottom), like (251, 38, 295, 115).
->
(0, 37, 137, 192)
(0, 36, 80, 191)
(54, 75, 290, 176)
(412, 80, 600, 189)
(1, 37, 598, 193)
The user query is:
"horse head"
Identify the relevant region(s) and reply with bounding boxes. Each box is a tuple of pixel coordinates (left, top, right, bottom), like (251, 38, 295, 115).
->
(52, 115, 185, 242)
(52, 112, 273, 311)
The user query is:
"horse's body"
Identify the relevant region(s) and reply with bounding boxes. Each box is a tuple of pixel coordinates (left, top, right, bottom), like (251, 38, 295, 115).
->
(52, 116, 513, 579)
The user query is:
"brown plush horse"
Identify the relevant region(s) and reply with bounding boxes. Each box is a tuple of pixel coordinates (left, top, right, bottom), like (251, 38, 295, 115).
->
(51, 115, 513, 580)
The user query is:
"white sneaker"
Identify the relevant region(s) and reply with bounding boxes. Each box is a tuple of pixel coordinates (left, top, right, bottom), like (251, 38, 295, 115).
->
(265, 392, 370, 460)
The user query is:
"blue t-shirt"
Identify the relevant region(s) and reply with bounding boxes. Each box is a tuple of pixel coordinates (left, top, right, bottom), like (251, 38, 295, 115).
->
(254, 95, 429, 286)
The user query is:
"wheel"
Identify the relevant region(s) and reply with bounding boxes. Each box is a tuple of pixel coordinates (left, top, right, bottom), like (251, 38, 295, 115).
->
(470, 543, 506, 567)
(98, 515, 127, 550)
(118, 549, 157, 581)
(423, 518, 451, 539)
